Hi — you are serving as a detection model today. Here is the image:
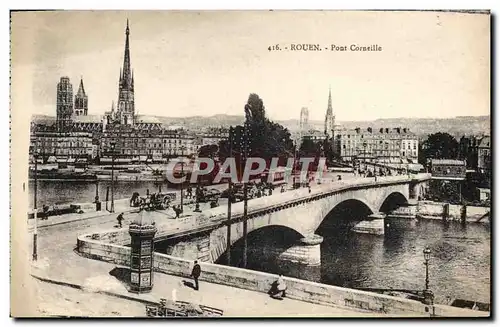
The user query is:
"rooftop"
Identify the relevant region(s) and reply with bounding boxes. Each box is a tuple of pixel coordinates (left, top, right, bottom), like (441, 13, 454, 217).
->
(73, 115, 103, 123)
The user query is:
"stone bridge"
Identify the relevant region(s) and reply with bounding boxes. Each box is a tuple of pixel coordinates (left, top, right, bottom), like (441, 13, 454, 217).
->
(149, 174, 430, 266)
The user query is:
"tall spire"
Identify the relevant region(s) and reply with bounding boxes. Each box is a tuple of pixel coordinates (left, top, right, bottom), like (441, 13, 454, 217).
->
(116, 19, 135, 126)
(324, 86, 335, 137)
(327, 85, 333, 115)
(122, 19, 131, 85)
(76, 77, 86, 96)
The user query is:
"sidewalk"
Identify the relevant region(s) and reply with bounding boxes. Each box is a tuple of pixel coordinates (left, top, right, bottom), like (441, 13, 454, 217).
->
(30, 254, 384, 317)
(30, 189, 204, 229)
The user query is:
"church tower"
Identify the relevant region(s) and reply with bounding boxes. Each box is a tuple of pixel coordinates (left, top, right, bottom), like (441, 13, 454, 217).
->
(74, 77, 88, 116)
(324, 86, 335, 138)
(300, 107, 309, 132)
(56, 76, 74, 131)
(116, 19, 135, 125)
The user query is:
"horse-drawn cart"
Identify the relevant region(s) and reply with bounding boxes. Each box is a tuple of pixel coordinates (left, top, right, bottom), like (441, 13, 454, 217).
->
(196, 188, 221, 204)
(130, 192, 176, 210)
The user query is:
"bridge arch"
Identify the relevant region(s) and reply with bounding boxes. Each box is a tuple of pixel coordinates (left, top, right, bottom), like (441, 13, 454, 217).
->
(315, 198, 374, 233)
(378, 192, 409, 214)
(214, 224, 306, 266)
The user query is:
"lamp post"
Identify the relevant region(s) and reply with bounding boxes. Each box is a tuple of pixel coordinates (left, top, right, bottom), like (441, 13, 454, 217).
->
(32, 148, 38, 261)
(242, 105, 251, 268)
(110, 142, 115, 213)
(95, 180, 101, 211)
(179, 145, 186, 213)
(362, 142, 367, 175)
(226, 127, 233, 266)
(423, 246, 431, 290)
(293, 138, 298, 187)
(423, 246, 434, 306)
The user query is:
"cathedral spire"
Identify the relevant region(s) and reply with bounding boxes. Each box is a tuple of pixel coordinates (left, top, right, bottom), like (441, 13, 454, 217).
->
(324, 86, 335, 137)
(116, 19, 135, 125)
(327, 85, 333, 115)
(122, 19, 131, 85)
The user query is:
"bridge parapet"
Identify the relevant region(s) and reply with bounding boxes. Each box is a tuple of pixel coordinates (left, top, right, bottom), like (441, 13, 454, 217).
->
(152, 173, 431, 241)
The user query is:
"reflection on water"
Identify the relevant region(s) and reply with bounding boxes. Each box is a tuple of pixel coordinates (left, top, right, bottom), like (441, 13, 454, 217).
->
(244, 218, 490, 304)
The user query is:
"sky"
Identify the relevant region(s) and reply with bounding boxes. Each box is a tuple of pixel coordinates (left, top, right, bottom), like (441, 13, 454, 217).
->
(11, 10, 490, 122)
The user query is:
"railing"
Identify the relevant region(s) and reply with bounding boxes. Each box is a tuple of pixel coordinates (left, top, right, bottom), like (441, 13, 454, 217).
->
(155, 174, 431, 241)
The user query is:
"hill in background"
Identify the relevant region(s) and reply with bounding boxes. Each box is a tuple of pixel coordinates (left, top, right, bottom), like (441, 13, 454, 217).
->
(31, 114, 490, 139)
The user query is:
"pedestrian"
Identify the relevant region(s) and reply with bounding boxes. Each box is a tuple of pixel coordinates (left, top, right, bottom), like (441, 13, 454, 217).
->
(117, 213, 124, 228)
(191, 260, 201, 290)
(174, 205, 181, 218)
(269, 274, 287, 299)
(42, 204, 50, 220)
(276, 274, 287, 298)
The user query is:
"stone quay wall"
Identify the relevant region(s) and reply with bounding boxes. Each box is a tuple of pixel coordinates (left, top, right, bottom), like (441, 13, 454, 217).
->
(76, 230, 487, 317)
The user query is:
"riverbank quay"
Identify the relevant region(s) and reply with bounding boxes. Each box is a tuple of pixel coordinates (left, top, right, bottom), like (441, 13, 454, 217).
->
(76, 226, 488, 317)
(23, 184, 489, 317)
(28, 210, 381, 317)
(27, 197, 205, 230)
(31, 259, 380, 317)
(26, 182, 228, 228)
(389, 201, 490, 224)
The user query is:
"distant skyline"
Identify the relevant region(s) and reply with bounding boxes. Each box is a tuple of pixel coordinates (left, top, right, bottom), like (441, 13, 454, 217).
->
(11, 11, 490, 122)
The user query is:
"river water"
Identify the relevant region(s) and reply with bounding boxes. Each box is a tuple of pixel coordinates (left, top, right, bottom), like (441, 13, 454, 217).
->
(239, 218, 490, 305)
(28, 180, 168, 208)
(29, 180, 491, 305)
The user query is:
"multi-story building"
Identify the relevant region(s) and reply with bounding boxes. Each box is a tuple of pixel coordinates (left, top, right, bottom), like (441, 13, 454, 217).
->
(302, 130, 328, 143)
(100, 125, 197, 163)
(334, 127, 418, 163)
(199, 127, 229, 147)
(30, 131, 94, 160)
(458, 135, 480, 170)
(477, 135, 491, 175)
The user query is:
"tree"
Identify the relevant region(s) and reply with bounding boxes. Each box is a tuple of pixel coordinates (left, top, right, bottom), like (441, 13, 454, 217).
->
(198, 144, 218, 158)
(420, 132, 459, 164)
(219, 93, 294, 166)
(299, 138, 321, 157)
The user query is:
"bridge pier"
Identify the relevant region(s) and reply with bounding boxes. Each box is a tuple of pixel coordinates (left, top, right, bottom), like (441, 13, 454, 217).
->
(277, 234, 324, 267)
(352, 213, 385, 236)
(158, 232, 212, 263)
